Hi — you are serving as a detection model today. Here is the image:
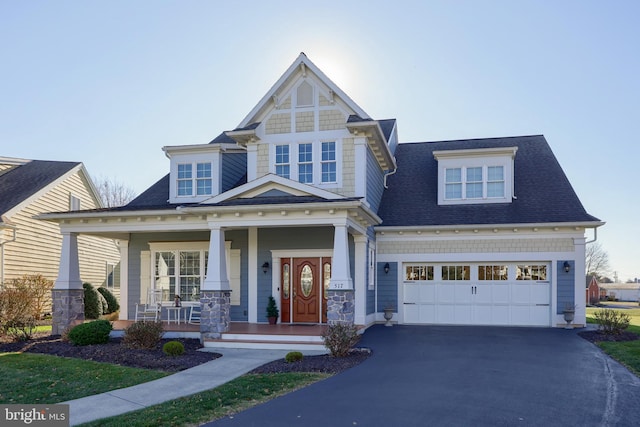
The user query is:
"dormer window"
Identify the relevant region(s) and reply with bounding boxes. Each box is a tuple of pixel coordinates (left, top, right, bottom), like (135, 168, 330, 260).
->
(177, 162, 213, 197)
(434, 147, 516, 205)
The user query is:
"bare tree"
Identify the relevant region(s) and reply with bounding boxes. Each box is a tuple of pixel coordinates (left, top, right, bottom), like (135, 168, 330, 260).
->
(585, 242, 611, 280)
(92, 175, 136, 208)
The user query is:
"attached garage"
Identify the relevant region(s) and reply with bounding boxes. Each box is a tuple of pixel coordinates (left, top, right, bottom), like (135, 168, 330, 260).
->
(402, 262, 551, 327)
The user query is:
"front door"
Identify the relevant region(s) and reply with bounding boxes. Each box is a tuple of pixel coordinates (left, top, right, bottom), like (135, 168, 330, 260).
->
(280, 257, 330, 323)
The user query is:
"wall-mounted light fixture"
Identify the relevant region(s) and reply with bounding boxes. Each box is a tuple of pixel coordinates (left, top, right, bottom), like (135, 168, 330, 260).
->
(563, 261, 571, 273)
(262, 262, 270, 274)
(384, 262, 390, 274)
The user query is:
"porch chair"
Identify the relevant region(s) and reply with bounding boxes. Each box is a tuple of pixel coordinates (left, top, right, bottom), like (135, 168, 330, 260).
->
(135, 288, 163, 321)
(188, 304, 201, 324)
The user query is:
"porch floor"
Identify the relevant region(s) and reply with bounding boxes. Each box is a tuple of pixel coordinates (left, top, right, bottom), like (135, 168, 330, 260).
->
(111, 321, 328, 350)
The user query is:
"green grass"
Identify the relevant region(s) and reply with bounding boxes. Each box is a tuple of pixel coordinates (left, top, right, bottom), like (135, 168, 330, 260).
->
(0, 353, 168, 404)
(598, 340, 640, 376)
(585, 304, 640, 378)
(79, 373, 328, 427)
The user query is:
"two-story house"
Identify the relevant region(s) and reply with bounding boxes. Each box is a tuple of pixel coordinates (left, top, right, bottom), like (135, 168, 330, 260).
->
(40, 54, 602, 341)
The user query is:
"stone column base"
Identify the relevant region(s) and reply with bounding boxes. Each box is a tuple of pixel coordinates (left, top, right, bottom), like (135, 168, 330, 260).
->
(52, 289, 85, 335)
(327, 289, 355, 325)
(200, 290, 231, 340)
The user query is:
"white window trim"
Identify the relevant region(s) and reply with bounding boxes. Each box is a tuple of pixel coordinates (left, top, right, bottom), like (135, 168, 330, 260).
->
(270, 139, 342, 188)
(435, 148, 515, 205)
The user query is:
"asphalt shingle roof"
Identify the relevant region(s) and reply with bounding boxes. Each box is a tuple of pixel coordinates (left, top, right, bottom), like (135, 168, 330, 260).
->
(0, 160, 79, 217)
(377, 135, 600, 227)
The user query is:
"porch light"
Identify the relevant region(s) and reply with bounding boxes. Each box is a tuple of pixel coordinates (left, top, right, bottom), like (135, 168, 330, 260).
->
(384, 262, 390, 274)
(262, 262, 270, 274)
(563, 261, 571, 273)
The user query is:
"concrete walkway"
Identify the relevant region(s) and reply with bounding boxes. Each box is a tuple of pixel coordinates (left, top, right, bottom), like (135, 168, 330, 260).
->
(63, 348, 324, 426)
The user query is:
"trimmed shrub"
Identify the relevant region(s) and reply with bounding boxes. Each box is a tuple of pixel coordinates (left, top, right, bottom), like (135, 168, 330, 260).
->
(97, 287, 120, 314)
(322, 323, 361, 357)
(68, 320, 112, 346)
(123, 320, 164, 349)
(0, 287, 38, 341)
(162, 340, 185, 357)
(285, 351, 304, 363)
(84, 283, 107, 319)
(594, 309, 630, 335)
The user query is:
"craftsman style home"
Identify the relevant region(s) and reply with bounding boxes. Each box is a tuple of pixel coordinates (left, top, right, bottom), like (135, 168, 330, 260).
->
(41, 54, 602, 341)
(0, 157, 119, 288)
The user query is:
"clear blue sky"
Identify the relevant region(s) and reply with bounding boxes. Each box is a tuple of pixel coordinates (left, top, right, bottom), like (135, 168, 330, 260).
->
(1, 1, 638, 281)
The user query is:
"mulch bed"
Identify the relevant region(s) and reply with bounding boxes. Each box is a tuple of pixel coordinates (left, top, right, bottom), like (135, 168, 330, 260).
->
(577, 330, 640, 344)
(0, 333, 371, 374)
(0, 335, 221, 372)
(250, 348, 371, 374)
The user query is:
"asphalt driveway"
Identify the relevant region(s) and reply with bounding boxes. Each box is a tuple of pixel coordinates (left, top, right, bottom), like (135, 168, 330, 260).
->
(206, 325, 640, 426)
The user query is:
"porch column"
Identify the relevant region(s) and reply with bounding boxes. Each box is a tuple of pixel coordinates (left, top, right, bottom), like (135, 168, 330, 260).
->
(118, 239, 129, 320)
(201, 226, 231, 339)
(353, 236, 367, 325)
(327, 223, 354, 325)
(52, 232, 84, 335)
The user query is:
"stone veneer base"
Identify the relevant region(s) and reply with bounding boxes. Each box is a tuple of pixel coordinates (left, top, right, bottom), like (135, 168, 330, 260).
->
(326, 289, 355, 325)
(200, 290, 231, 340)
(51, 289, 85, 335)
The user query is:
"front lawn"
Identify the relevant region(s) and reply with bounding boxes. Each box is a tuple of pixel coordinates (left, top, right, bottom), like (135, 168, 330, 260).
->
(79, 372, 328, 427)
(0, 353, 167, 404)
(587, 302, 640, 326)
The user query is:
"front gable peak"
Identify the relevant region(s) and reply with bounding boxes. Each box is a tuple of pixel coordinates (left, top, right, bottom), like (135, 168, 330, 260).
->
(202, 173, 345, 205)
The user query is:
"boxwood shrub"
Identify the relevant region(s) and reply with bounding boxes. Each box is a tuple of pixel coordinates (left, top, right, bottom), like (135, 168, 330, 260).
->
(68, 320, 112, 346)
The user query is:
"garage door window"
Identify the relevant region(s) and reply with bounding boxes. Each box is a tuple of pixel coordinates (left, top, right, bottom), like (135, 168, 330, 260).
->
(442, 265, 470, 280)
(405, 265, 434, 281)
(478, 265, 508, 281)
(516, 265, 547, 281)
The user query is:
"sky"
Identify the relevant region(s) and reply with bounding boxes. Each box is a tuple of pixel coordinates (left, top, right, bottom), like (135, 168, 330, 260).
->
(1, 1, 638, 281)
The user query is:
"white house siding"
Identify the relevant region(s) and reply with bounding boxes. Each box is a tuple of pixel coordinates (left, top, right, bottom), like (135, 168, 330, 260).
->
(2, 171, 119, 285)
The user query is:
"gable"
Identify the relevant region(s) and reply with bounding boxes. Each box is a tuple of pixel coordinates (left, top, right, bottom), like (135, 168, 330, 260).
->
(0, 160, 84, 219)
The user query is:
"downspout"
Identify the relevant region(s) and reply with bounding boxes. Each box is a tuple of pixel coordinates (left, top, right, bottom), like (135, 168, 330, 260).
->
(383, 158, 398, 189)
(585, 227, 598, 244)
(0, 224, 17, 287)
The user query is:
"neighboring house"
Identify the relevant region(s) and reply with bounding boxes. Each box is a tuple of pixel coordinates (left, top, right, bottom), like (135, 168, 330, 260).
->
(586, 275, 600, 305)
(599, 283, 640, 302)
(40, 54, 603, 338)
(0, 157, 119, 291)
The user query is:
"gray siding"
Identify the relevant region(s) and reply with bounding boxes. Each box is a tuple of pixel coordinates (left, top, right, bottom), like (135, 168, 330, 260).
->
(557, 260, 575, 313)
(226, 230, 248, 321)
(221, 152, 247, 192)
(366, 147, 385, 213)
(377, 261, 398, 311)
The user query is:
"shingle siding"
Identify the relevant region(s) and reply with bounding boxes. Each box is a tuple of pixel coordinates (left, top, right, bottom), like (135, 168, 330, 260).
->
(557, 260, 575, 314)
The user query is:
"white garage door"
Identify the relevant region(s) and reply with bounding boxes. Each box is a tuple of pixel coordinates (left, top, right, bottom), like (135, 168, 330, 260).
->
(402, 263, 550, 326)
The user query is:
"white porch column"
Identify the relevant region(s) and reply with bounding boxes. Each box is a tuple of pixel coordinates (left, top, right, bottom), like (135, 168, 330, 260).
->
(329, 223, 353, 290)
(203, 226, 230, 290)
(248, 227, 258, 323)
(52, 231, 84, 335)
(201, 225, 231, 340)
(54, 232, 82, 290)
(353, 235, 367, 325)
(118, 239, 129, 320)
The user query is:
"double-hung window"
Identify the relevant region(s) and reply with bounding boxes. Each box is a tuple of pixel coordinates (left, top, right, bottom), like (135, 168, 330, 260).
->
(275, 145, 290, 179)
(298, 143, 313, 183)
(177, 164, 193, 196)
(196, 163, 212, 195)
(177, 162, 213, 197)
(487, 166, 505, 197)
(321, 142, 336, 183)
(155, 250, 207, 302)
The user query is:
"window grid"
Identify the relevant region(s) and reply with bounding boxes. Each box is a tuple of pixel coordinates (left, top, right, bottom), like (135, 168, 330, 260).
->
(275, 145, 290, 179)
(177, 164, 193, 196)
(444, 166, 505, 200)
(298, 143, 313, 183)
(196, 163, 212, 196)
(405, 265, 434, 281)
(441, 265, 470, 281)
(155, 250, 207, 302)
(516, 265, 547, 281)
(321, 142, 337, 183)
(478, 265, 508, 281)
